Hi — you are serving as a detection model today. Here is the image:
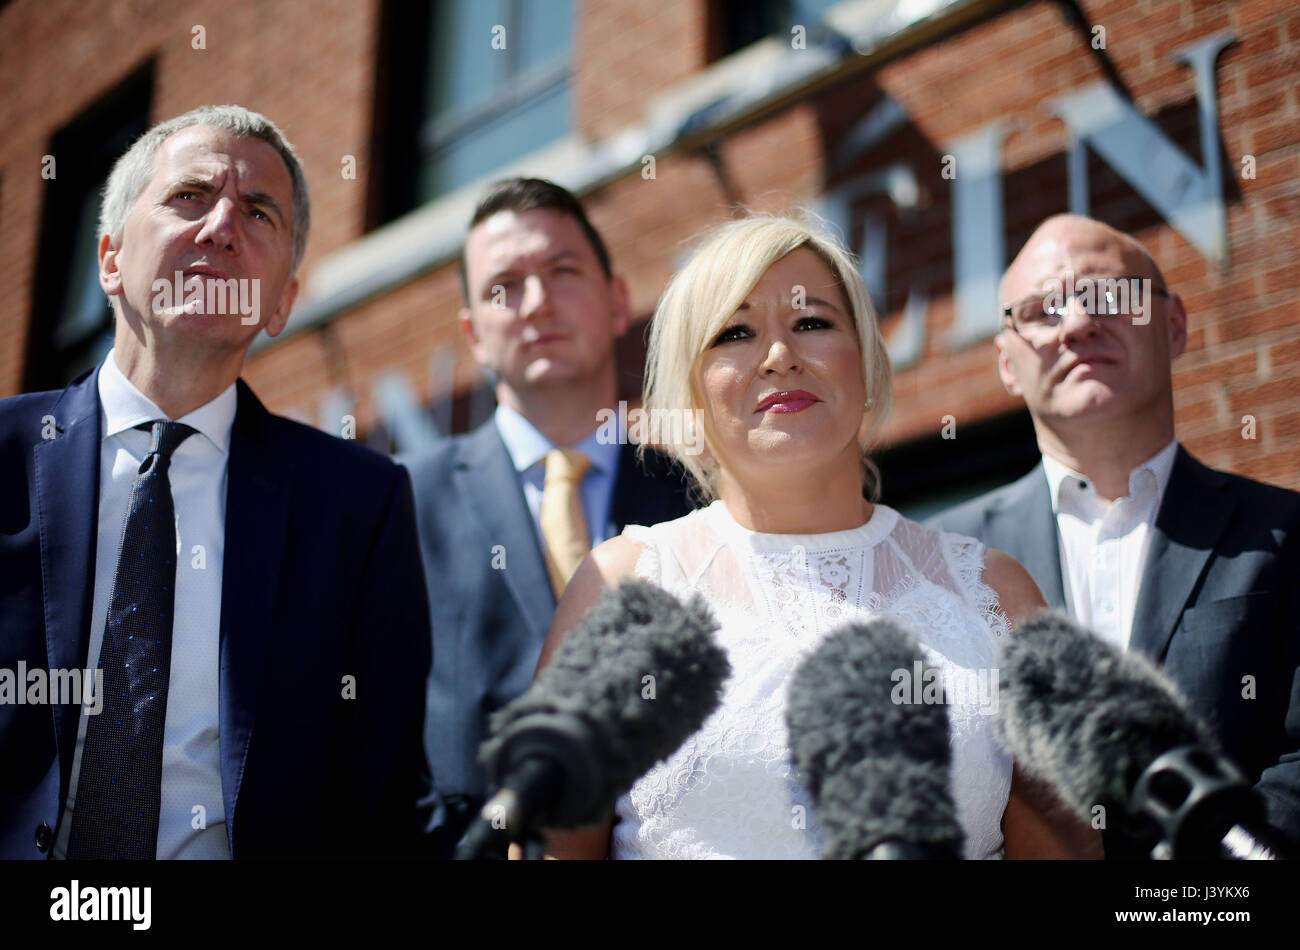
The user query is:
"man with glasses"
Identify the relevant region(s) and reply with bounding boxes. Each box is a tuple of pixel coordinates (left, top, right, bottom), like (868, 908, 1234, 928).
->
(932, 213, 1300, 852)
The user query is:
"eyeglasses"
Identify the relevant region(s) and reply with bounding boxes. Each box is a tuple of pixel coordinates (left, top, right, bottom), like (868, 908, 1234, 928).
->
(1002, 275, 1170, 337)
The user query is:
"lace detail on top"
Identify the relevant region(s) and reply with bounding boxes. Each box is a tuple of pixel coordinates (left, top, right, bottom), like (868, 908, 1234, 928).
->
(618, 501, 1012, 860)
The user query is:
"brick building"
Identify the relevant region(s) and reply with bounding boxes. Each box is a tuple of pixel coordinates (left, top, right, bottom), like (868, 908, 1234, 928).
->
(3, 0, 1297, 512)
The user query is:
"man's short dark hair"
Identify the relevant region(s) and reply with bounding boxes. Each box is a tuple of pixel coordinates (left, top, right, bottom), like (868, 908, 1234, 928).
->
(459, 177, 613, 302)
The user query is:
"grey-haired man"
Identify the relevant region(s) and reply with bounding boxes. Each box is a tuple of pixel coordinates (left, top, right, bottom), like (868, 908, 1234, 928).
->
(0, 105, 430, 859)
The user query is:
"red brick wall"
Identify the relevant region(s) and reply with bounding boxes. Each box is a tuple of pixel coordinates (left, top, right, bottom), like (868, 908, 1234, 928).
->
(0, 0, 382, 393)
(831, 0, 1300, 485)
(574, 0, 712, 140)
(4, 0, 1297, 487)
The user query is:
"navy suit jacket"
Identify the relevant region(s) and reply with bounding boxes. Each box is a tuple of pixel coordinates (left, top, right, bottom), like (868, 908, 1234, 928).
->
(931, 446, 1300, 849)
(0, 366, 431, 859)
(403, 419, 693, 844)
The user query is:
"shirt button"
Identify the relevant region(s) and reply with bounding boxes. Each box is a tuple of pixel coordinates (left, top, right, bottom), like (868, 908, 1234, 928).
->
(35, 822, 52, 852)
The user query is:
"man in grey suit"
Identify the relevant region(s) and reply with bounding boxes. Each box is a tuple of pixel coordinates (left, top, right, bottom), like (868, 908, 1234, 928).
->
(933, 214, 1300, 852)
(404, 179, 693, 856)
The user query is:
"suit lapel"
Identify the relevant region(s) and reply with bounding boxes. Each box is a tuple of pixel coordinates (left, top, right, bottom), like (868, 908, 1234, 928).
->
(993, 465, 1066, 609)
(33, 369, 102, 786)
(456, 423, 556, 637)
(1130, 446, 1232, 662)
(218, 381, 291, 853)
(608, 441, 661, 533)
(608, 442, 640, 534)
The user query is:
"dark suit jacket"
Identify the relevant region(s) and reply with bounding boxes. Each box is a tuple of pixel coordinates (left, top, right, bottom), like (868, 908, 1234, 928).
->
(0, 366, 431, 859)
(403, 419, 693, 850)
(931, 446, 1300, 850)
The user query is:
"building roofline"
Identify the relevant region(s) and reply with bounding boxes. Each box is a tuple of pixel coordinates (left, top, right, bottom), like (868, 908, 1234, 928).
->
(254, 0, 1004, 353)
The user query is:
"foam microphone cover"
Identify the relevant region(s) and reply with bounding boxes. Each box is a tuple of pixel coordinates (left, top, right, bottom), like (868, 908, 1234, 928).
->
(788, 616, 964, 859)
(998, 609, 1217, 818)
(480, 578, 730, 827)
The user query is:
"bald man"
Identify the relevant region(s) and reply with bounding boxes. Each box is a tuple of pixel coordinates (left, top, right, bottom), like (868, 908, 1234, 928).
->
(932, 214, 1300, 853)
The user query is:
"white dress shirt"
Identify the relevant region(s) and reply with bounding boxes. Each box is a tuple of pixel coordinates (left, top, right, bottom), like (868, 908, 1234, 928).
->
(54, 350, 234, 859)
(1042, 439, 1178, 652)
(493, 403, 621, 551)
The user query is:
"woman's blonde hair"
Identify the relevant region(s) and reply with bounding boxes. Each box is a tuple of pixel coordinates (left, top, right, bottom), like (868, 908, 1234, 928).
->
(642, 213, 893, 503)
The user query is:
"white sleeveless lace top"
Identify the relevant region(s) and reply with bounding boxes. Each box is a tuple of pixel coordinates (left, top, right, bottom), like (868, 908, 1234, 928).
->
(612, 500, 1013, 860)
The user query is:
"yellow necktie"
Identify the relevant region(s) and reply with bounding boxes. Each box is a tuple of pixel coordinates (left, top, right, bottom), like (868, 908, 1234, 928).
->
(540, 448, 592, 597)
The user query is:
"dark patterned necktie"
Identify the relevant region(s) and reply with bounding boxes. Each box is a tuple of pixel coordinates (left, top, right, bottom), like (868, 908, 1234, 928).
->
(67, 420, 196, 860)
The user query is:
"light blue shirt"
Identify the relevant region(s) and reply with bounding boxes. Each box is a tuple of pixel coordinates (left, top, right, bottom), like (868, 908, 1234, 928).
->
(493, 403, 621, 549)
(54, 350, 234, 859)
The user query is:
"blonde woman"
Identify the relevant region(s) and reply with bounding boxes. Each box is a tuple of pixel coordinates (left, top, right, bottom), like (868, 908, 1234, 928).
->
(529, 215, 1099, 859)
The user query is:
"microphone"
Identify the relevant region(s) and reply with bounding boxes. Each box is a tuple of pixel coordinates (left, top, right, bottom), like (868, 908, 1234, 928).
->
(787, 617, 964, 859)
(999, 610, 1283, 860)
(455, 579, 730, 859)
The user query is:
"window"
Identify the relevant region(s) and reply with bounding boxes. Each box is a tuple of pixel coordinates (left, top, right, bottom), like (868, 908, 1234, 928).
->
(374, 0, 574, 222)
(877, 410, 1039, 521)
(710, 0, 840, 59)
(26, 64, 152, 391)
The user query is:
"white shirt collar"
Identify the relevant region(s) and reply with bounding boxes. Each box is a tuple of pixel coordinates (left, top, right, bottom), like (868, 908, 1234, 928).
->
(98, 348, 238, 455)
(493, 403, 618, 475)
(1042, 438, 1178, 513)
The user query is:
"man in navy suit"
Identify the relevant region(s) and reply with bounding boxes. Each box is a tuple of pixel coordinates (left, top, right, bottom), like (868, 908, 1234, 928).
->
(0, 105, 429, 859)
(404, 179, 692, 856)
(932, 214, 1300, 851)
